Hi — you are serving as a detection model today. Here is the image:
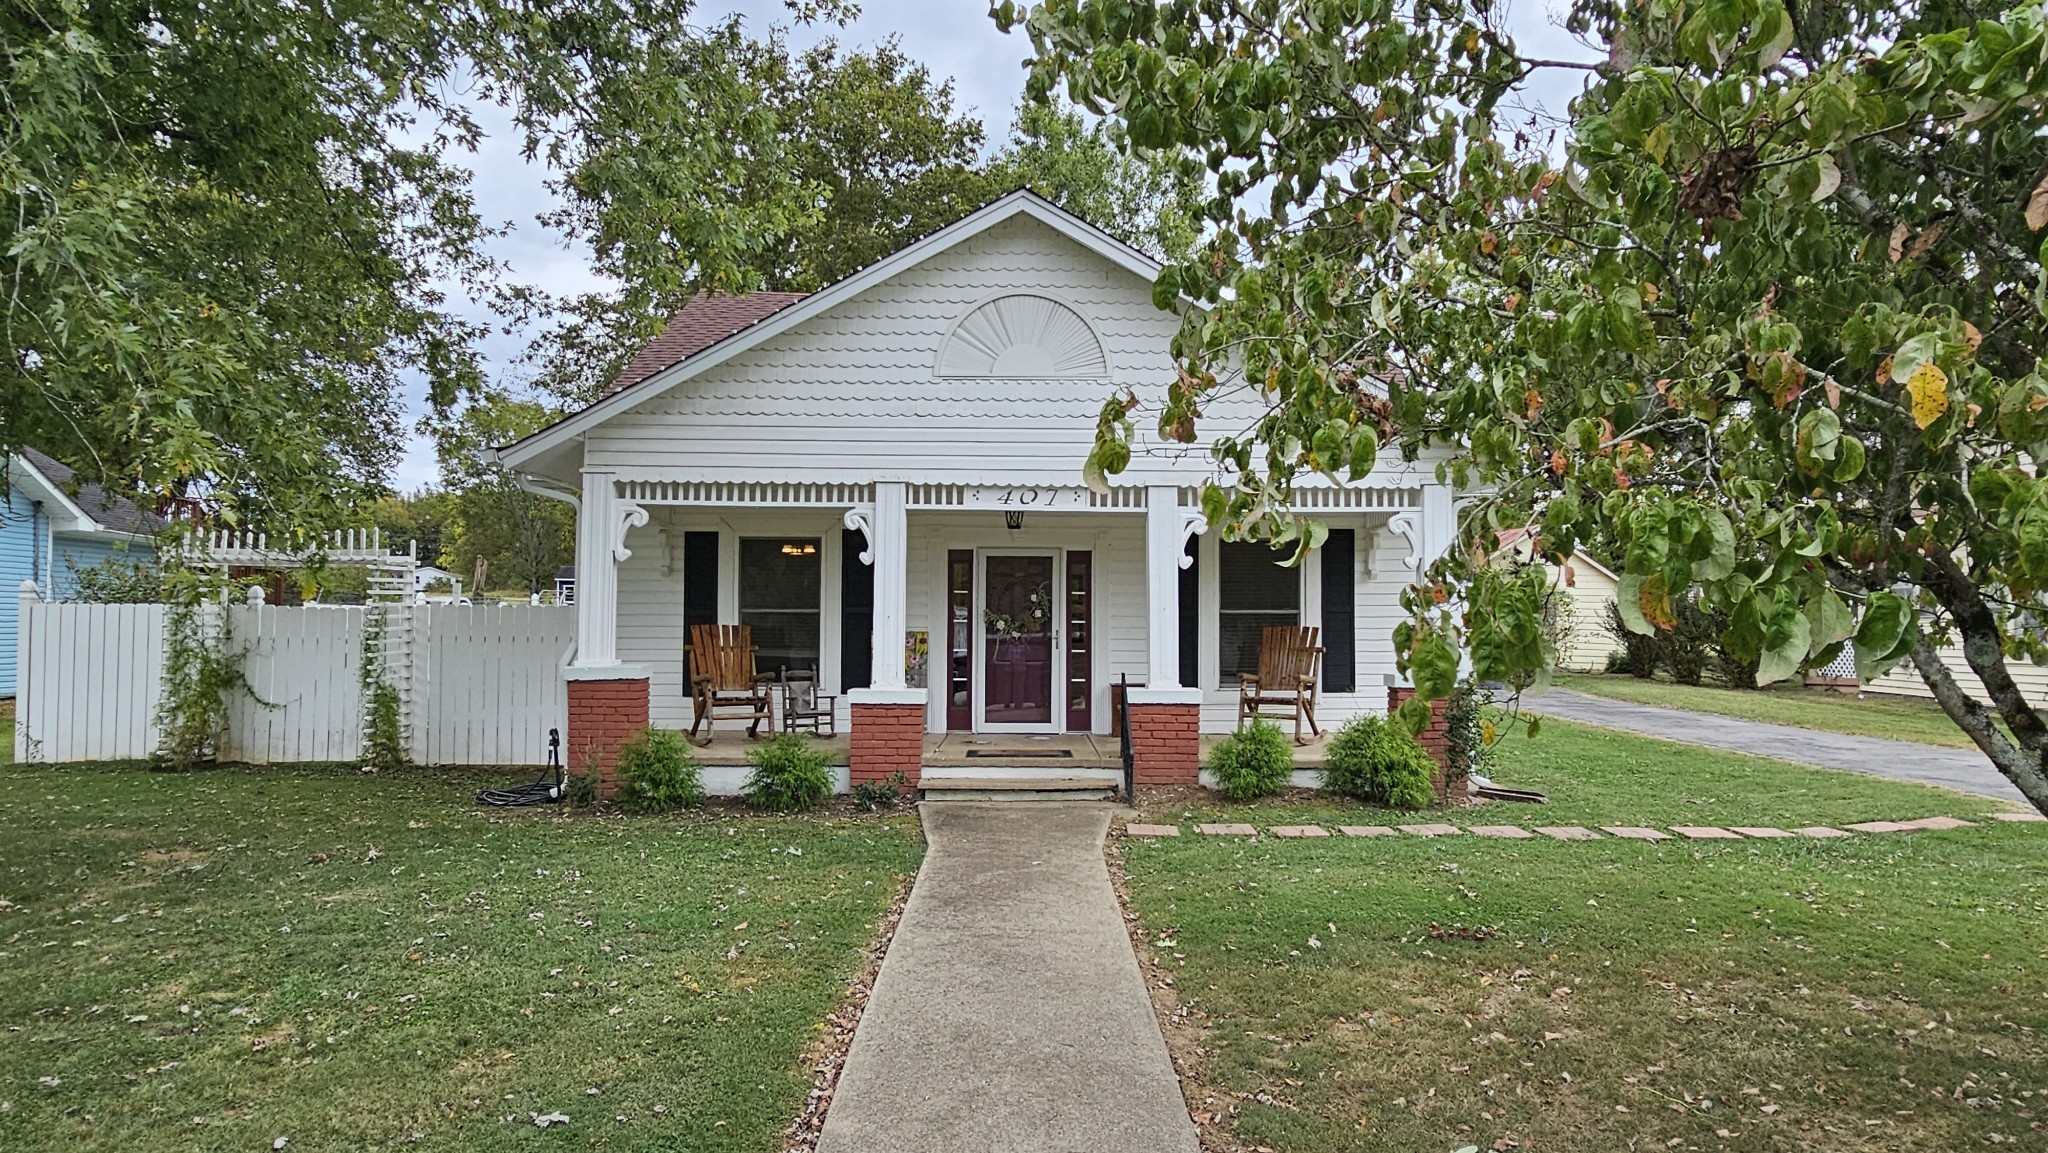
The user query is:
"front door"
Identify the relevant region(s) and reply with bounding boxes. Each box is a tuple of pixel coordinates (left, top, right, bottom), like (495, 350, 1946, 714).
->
(979, 552, 1060, 731)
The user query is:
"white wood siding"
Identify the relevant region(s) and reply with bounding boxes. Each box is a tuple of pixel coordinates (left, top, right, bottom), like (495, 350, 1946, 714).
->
(1865, 646, 2048, 708)
(582, 216, 1439, 492)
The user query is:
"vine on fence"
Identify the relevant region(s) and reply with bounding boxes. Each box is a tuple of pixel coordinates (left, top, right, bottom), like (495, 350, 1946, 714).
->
(359, 604, 409, 772)
(154, 568, 253, 770)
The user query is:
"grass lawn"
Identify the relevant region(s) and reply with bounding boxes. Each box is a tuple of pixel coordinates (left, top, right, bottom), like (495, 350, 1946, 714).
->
(0, 761, 923, 1152)
(1124, 724, 2047, 1151)
(1552, 671, 1979, 749)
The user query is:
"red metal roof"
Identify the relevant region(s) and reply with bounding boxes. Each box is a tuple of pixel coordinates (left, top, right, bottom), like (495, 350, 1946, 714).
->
(606, 291, 810, 396)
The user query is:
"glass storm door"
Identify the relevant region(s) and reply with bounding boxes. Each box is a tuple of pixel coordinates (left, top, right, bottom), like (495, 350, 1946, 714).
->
(980, 553, 1060, 730)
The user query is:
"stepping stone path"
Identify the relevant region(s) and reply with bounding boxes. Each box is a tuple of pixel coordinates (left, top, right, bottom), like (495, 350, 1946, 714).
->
(1900, 816, 1973, 830)
(1126, 812, 2036, 845)
(1400, 823, 1461, 837)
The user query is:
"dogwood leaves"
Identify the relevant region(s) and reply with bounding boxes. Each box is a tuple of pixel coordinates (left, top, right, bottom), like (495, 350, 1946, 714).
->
(1010, 0, 2048, 772)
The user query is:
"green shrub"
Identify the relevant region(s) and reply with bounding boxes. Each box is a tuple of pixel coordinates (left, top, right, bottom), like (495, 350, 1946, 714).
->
(564, 771, 599, 808)
(614, 728, 705, 812)
(1323, 715, 1438, 809)
(851, 770, 910, 812)
(1207, 719, 1293, 800)
(744, 733, 835, 812)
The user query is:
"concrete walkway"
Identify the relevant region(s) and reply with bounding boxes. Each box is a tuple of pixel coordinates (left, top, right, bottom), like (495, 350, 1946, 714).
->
(816, 803, 1200, 1153)
(1525, 687, 2028, 805)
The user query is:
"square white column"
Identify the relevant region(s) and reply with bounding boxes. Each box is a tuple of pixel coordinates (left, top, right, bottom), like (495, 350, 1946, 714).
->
(867, 481, 909, 690)
(1144, 485, 1197, 690)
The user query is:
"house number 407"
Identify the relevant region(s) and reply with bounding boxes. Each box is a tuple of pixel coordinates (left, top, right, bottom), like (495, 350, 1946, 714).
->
(996, 487, 1062, 506)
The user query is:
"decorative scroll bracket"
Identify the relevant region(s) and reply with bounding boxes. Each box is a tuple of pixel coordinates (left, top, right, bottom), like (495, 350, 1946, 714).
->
(842, 506, 875, 565)
(1387, 509, 1422, 574)
(610, 502, 650, 563)
(1178, 511, 1207, 569)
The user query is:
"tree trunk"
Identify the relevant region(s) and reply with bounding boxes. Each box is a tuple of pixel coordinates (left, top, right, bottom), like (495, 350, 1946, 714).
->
(1908, 639, 2048, 815)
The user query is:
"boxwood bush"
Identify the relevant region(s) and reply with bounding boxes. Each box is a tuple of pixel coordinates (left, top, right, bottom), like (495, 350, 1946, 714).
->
(1322, 715, 1437, 809)
(614, 727, 706, 812)
(744, 733, 836, 812)
(1207, 719, 1293, 800)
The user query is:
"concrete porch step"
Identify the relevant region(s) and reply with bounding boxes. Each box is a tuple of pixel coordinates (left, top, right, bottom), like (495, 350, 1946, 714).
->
(919, 773, 1122, 803)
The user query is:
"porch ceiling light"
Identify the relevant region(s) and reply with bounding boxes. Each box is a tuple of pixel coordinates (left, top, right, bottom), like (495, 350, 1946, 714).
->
(1005, 510, 1025, 531)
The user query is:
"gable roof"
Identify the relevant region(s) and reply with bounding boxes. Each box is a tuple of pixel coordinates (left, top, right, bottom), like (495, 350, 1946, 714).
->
(496, 189, 1166, 472)
(13, 448, 166, 538)
(608, 291, 809, 396)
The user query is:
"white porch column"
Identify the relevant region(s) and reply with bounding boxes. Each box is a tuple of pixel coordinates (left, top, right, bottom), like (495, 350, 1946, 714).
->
(866, 481, 909, 689)
(1143, 485, 1203, 689)
(570, 467, 646, 668)
(1420, 482, 1455, 569)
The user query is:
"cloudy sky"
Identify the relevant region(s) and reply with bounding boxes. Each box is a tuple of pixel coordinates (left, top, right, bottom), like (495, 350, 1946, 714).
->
(391, 0, 1593, 491)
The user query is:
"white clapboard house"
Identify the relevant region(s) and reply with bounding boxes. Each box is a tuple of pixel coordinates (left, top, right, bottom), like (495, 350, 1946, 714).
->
(494, 191, 1459, 789)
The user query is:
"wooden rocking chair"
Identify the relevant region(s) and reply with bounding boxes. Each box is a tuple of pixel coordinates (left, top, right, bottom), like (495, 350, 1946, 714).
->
(1237, 625, 1324, 744)
(687, 624, 775, 744)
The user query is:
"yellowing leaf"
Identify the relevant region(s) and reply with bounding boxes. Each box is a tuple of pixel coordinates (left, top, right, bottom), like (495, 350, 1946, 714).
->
(2027, 172, 2048, 232)
(1906, 362, 1950, 429)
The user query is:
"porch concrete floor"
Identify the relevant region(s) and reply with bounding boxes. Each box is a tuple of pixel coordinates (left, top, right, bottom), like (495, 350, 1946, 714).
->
(683, 728, 1332, 768)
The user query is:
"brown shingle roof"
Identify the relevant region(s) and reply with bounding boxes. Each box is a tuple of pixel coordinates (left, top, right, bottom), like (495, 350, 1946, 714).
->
(607, 291, 810, 396)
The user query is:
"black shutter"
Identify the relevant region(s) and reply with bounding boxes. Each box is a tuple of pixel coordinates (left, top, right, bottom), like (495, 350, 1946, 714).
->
(1320, 530, 1356, 693)
(840, 528, 873, 690)
(683, 532, 719, 633)
(1178, 536, 1200, 688)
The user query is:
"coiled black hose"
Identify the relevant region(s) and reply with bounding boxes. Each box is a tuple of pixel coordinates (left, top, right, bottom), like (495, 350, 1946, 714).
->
(476, 728, 566, 806)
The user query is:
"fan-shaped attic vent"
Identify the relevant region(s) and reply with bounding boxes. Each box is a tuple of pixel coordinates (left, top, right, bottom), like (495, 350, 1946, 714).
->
(936, 293, 1108, 378)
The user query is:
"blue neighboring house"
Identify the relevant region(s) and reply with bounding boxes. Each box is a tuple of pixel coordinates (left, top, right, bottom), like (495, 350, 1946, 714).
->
(2, 449, 166, 697)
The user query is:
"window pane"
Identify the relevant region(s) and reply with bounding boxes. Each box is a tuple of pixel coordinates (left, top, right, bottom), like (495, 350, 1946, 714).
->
(1218, 542, 1300, 680)
(1219, 541, 1300, 611)
(740, 538, 821, 674)
(1220, 613, 1300, 680)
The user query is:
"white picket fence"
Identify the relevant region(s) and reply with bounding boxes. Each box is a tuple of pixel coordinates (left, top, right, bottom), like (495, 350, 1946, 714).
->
(13, 592, 575, 766)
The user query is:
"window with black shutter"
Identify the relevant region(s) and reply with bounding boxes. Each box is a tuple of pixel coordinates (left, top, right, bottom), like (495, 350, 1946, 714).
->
(1217, 541, 1300, 680)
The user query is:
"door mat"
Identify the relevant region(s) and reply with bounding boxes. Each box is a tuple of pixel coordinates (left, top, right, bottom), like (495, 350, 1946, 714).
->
(964, 749, 1075, 759)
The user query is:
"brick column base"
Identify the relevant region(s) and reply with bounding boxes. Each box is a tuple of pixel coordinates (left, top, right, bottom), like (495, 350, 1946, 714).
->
(1128, 702, 1200, 785)
(567, 676, 649, 800)
(1388, 684, 1454, 801)
(850, 703, 924, 789)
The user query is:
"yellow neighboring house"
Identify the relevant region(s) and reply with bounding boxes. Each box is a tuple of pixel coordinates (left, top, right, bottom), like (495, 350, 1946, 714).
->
(1494, 529, 1621, 673)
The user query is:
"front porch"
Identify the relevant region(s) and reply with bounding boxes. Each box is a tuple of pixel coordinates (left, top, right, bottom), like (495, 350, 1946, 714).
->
(682, 728, 1341, 772)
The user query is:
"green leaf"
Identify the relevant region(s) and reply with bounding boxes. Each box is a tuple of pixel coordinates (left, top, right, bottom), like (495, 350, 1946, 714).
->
(1346, 424, 1380, 481)
(1805, 588, 1855, 649)
(1615, 573, 1655, 635)
(1756, 601, 1812, 686)
(1693, 509, 1736, 581)
(1852, 592, 1916, 680)
(1410, 633, 1460, 699)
